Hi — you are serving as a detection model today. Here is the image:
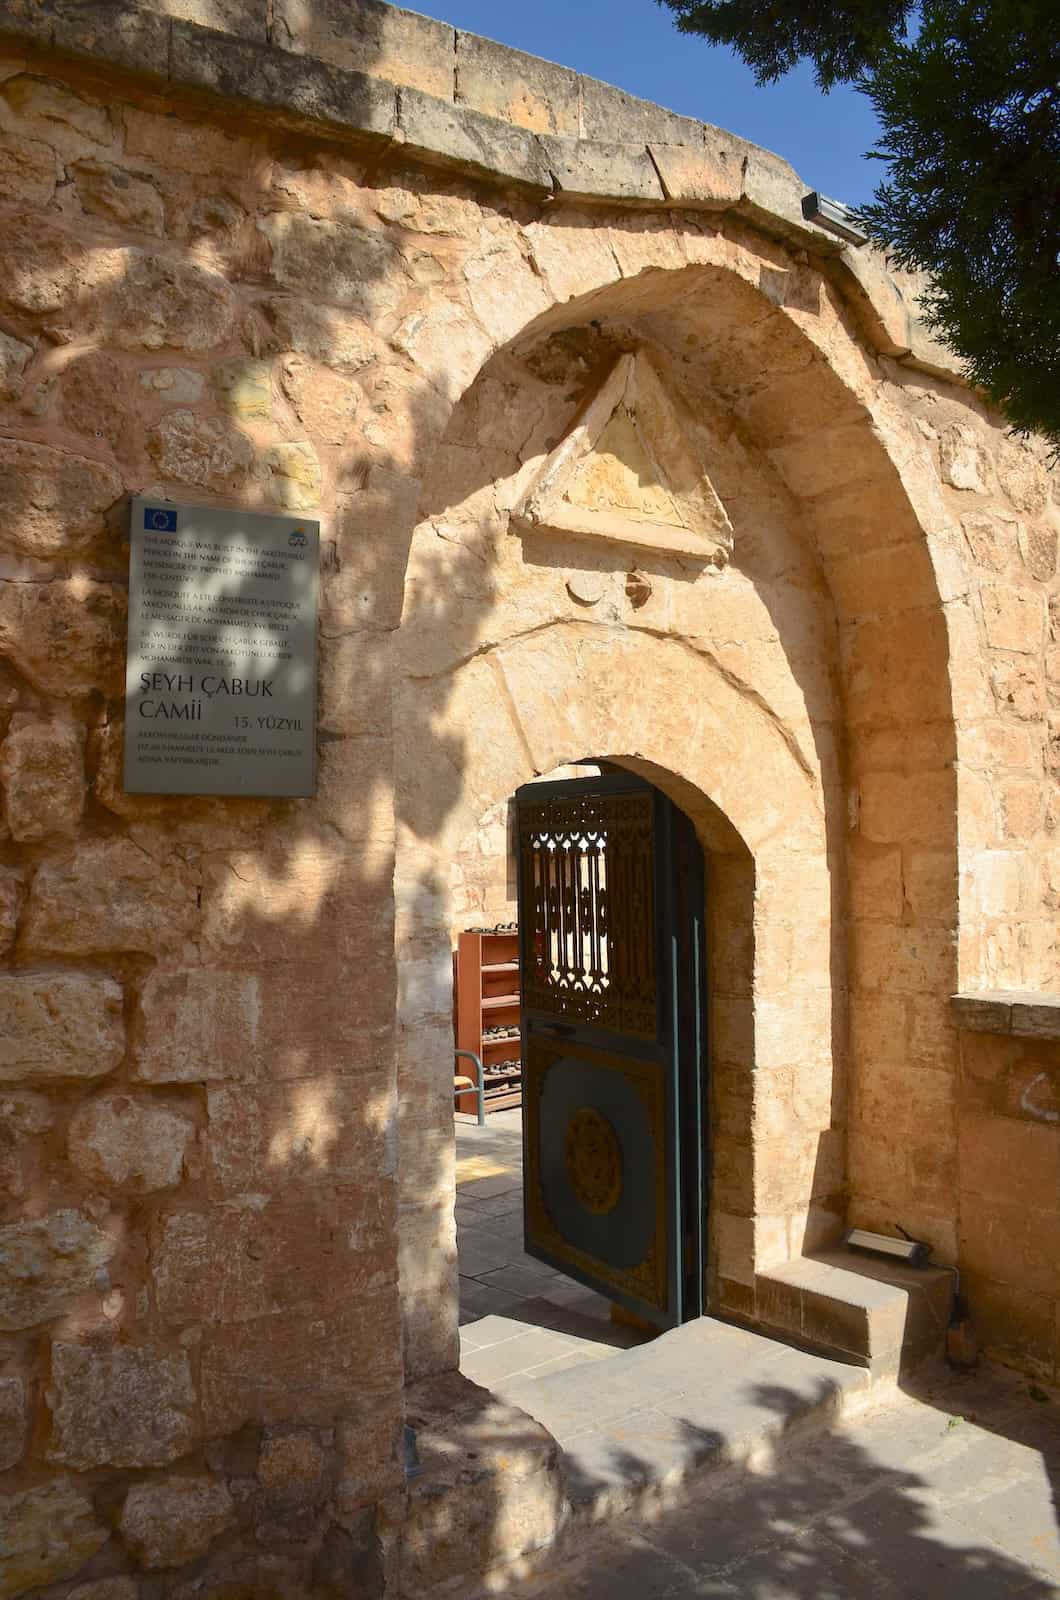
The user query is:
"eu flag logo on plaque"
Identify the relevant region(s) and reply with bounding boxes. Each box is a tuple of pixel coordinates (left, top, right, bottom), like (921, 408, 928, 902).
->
(144, 506, 178, 532)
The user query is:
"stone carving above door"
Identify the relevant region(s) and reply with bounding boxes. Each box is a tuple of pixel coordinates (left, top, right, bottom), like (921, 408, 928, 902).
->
(512, 352, 733, 564)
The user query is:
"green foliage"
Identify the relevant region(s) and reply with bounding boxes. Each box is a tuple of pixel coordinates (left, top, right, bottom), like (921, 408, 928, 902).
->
(661, 0, 915, 88)
(659, 0, 1060, 450)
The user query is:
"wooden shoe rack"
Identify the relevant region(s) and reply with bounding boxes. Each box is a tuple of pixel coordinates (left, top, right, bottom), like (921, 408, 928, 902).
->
(455, 925, 522, 1114)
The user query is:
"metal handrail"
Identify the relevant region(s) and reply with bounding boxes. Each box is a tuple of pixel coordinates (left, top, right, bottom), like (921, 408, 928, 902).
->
(454, 1048, 487, 1127)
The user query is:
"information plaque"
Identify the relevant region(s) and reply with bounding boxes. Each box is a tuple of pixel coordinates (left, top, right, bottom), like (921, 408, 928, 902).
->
(124, 497, 319, 797)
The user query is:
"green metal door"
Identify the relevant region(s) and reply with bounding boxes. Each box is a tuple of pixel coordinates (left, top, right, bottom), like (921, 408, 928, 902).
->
(516, 773, 707, 1330)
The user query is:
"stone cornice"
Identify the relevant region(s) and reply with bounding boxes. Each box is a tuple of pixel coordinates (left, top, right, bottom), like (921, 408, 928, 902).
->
(951, 992, 1060, 1041)
(0, 0, 965, 385)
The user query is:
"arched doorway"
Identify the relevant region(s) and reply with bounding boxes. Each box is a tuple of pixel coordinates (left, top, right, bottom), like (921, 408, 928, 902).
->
(393, 252, 959, 1387)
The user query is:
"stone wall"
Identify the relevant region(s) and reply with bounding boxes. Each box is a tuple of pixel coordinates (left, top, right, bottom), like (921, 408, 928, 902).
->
(0, 0, 1057, 1592)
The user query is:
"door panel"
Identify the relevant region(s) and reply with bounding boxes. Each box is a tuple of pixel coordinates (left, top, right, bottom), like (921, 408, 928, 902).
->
(517, 773, 706, 1330)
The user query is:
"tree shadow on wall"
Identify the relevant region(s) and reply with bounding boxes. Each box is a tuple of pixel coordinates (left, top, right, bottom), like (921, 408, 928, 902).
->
(0, 38, 507, 1600)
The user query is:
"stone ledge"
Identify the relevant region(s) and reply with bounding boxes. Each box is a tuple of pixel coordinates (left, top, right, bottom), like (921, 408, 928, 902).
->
(755, 1248, 954, 1377)
(0, 0, 968, 386)
(951, 990, 1060, 1040)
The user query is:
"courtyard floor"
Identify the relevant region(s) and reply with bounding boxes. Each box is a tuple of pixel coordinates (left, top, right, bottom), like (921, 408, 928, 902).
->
(455, 1106, 650, 1391)
(455, 1111, 1060, 1599)
(492, 1363, 1060, 1599)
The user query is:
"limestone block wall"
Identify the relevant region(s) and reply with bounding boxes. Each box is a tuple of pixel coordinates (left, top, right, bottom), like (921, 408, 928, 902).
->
(0, 0, 1057, 1590)
(0, 43, 409, 1598)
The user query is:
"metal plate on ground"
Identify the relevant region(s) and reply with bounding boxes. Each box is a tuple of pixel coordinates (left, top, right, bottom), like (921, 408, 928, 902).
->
(123, 498, 319, 797)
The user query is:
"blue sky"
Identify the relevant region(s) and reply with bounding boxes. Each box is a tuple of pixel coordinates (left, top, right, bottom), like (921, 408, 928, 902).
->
(411, 0, 884, 206)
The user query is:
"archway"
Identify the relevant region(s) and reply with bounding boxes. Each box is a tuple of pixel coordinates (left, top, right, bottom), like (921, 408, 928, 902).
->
(393, 246, 959, 1384)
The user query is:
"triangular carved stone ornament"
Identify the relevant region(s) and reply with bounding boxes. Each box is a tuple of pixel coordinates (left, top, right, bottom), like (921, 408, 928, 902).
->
(513, 353, 732, 564)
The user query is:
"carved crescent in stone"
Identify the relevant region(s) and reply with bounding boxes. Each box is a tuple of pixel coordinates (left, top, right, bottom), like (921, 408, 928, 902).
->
(512, 352, 733, 564)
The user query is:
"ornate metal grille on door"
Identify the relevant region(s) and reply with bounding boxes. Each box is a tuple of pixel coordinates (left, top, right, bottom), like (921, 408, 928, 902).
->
(518, 789, 657, 1038)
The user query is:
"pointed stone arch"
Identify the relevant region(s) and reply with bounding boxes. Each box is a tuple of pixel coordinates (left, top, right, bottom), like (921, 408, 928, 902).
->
(394, 221, 971, 1383)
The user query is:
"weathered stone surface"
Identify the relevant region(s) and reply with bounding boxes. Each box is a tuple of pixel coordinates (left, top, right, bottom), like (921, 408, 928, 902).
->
(0, 578, 126, 697)
(0, 214, 85, 315)
(259, 296, 381, 370)
(190, 191, 247, 235)
(147, 408, 256, 491)
(261, 212, 406, 317)
(21, 838, 198, 956)
(1018, 519, 1057, 583)
(153, 1208, 266, 1327)
(392, 300, 492, 403)
(280, 354, 361, 444)
(397, 87, 552, 191)
(981, 583, 1044, 654)
(1, 74, 111, 148)
(0, 438, 123, 559)
(93, 250, 238, 352)
(455, 30, 579, 135)
(940, 423, 990, 492)
(51, 0, 171, 76)
(401, 1372, 564, 1594)
(201, 1292, 402, 1433)
(68, 1091, 194, 1192)
(0, 1210, 115, 1330)
(264, 439, 321, 508)
(138, 365, 205, 403)
(142, 0, 268, 41)
(542, 135, 664, 203)
(0, 1479, 108, 1599)
(523, 213, 623, 304)
(68, 1579, 140, 1600)
(48, 1342, 196, 1468)
(0, 972, 123, 1082)
(963, 509, 1019, 572)
(214, 356, 271, 418)
(274, 0, 454, 98)
(649, 139, 743, 208)
(740, 146, 835, 250)
(72, 156, 164, 233)
(996, 438, 1051, 515)
(133, 968, 261, 1082)
(0, 329, 32, 399)
(0, 868, 23, 955)
(169, 16, 398, 138)
(205, 1075, 389, 1195)
(0, 1376, 25, 1471)
(580, 74, 705, 145)
(991, 655, 1043, 718)
(124, 105, 252, 177)
(833, 244, 912, 355)
(59, 352, 132, 456)
(0, 713, 85, 840)
(0, 130, 58, 205)
(119, 1476, 235, 1569)
(258, 1428, 327, 1494)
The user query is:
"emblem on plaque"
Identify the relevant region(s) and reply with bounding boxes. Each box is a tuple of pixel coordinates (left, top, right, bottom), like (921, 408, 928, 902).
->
(564, 1106, 623, 1216)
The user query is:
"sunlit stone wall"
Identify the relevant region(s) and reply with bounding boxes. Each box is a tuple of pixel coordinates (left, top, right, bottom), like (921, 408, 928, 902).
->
(0, 1, 1057, 1592)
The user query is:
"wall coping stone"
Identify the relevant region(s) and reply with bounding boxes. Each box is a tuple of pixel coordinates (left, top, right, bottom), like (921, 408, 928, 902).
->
(0, 0, 967, 386)
(951, 991, 1060, 1040)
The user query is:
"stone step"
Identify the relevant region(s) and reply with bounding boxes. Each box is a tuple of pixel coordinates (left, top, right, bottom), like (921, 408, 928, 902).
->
(402, 1313, 894, 1596)
(754, 1247, 955, 1377)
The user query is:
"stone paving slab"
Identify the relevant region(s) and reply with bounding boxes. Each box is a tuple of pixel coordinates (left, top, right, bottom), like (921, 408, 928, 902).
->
(474, 1366, 1060, 1599)
(494, 1318, 873, 1519)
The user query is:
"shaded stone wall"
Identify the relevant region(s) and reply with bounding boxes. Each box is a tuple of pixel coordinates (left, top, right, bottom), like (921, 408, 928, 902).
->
(0, 1, 1057, 1592)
